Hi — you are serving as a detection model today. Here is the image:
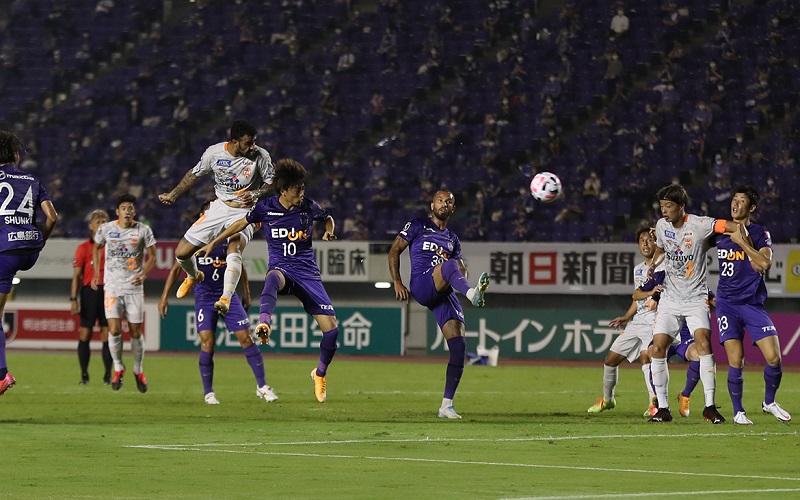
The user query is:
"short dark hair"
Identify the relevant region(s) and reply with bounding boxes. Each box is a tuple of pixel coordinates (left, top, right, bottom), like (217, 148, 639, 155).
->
(732, 184, 759, 208)
(273, 158, 306, 193)
(635, 222, 654, 243)
(657, 184, 690, 207)
(0, 130, 22, 164)
(230, 120, 257, 141)
(117, 193, 137, 208)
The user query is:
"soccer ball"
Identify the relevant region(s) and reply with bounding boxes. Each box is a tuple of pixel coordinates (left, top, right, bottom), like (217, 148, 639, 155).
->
(529, 172, 562, 203)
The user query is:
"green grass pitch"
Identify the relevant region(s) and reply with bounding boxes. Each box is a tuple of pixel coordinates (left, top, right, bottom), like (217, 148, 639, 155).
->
(2, 352, 799, 499)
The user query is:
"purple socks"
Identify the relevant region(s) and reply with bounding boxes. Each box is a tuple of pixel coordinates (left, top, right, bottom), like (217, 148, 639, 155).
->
(682, 360, 700, 398)
(199, 350, 214, 395)
(764, 363, 782, 405)
(441, 258, 471, 296)
(259, 272, 282, 325)
(244, 343, 266, 387)
(444, 336, 466, 399)
(727, 366, 744, 414)
(316, 327, 339, 376)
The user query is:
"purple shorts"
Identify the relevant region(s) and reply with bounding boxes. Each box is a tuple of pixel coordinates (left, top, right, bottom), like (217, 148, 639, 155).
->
(277, 273, 335, 317)
(196, 292, 251, 333)
(410, 271, 465, 329)
(716, 300, 777, 345)
(668, 337, 693, 362)
(0, 252, 40, 294)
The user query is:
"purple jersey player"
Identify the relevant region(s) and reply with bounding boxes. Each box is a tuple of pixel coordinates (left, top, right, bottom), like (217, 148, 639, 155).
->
(0, 130, 59, 397)
(388, 189, 490, 419)
(159, 201, 277, 405)
(197, 159, 338, 404)
(712, 185, 790, 424)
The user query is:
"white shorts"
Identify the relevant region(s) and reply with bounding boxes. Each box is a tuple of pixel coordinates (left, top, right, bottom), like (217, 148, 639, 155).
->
(652, 297, 710, 340)
(183, 199, 255, 248)
(104, 291, 145, 323)
(610, 322, 653, 363)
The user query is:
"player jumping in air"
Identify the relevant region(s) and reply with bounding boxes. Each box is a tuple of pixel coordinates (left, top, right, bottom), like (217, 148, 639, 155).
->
(159, 120, 273, 318)
(197, 159, 338, 403)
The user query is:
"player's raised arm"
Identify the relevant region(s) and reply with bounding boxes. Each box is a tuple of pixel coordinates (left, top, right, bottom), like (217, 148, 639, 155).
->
(158, 262, 183, 318)
(159, 170, 199, 205)
(387, 236, 410, 302)
(322, 215, 336, 241)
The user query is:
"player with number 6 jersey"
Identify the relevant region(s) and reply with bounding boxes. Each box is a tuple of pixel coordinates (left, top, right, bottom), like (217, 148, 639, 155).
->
(159, 201, 277, 405)
(0, 130, 59, 398)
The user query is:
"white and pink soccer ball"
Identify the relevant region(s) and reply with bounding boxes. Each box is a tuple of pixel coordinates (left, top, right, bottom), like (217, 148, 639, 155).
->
(529, 172, 562, 203)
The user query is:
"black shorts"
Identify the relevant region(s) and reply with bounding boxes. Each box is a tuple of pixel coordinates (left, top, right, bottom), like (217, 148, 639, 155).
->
(79, 285, 108, 329)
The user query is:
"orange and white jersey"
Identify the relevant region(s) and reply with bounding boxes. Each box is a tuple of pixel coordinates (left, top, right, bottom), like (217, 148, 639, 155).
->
(191, 142, 274, 202)
(94, 220, 156, 296)
(655, 213, 723, 302)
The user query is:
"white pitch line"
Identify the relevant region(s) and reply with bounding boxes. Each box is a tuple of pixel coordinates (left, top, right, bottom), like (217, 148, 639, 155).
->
(127, 445, 800, 483)
(128, 430, 798, 448)
(503, 488, 800, 499)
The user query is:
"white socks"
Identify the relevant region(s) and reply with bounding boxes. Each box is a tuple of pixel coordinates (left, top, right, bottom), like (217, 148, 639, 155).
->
(222, 252, 243, 301)
(642, 363, 655, 403)
(603, 364, 618, 401)
(441, 397, 453, 409)
(699, 354, 716, 407)
(131, 336, 145, 375)
(177, 254, 199, 279)
(651, 357, 669, 408)
(108, 334, 124, 371)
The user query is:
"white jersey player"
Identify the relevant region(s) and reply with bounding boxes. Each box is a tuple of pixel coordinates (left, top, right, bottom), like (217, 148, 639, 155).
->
(587, 226, 664, 417)
(92, 194, 156, 393)
(159, 120, 274, 317)
(647, 184, 739, 424)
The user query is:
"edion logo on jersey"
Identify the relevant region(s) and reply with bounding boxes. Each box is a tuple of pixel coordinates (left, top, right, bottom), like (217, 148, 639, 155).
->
(271, 227, 308, 241)
(665, 230, 676, 239)
(216, 159, 232, 167)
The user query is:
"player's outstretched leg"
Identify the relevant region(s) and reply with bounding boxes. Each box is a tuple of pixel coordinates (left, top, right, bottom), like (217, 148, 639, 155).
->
(469, 272, 490, 307)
